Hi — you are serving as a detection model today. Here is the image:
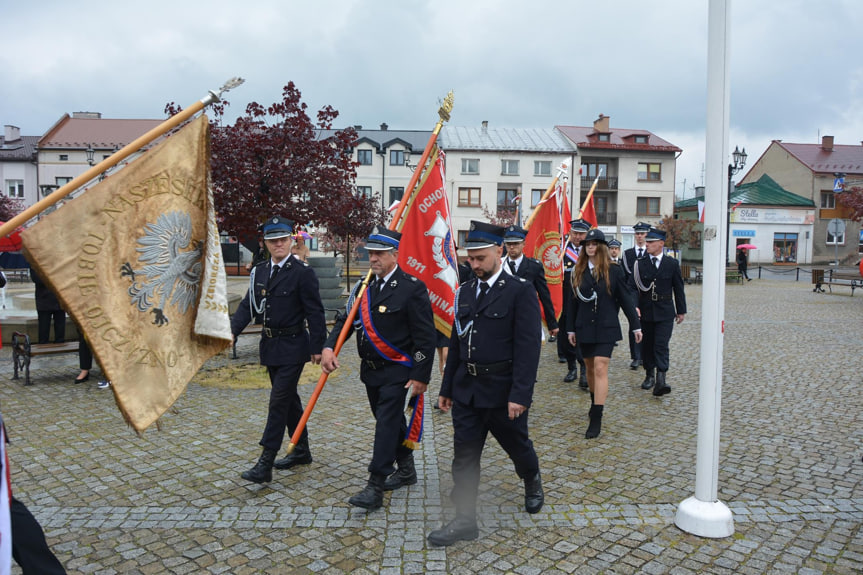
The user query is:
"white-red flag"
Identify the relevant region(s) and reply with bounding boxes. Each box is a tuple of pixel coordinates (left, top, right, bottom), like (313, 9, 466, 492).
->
(525, 181, 568, 320)
(397, 148, 458, 338)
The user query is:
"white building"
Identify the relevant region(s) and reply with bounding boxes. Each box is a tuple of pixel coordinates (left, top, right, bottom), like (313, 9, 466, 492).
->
(1, 125, 39, 208)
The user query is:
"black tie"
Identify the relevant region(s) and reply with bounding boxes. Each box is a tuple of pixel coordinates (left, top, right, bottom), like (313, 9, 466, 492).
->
(371, 277, 384, 302)
(652, 256, 659, 268)
(638, 248, 644, 259)
(267, 264, 281, 289)
(476, 282, 489, 308)
(508, 260, 517, 274)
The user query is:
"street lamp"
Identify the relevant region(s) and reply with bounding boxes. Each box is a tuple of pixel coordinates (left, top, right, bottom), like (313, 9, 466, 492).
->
(85, 143, 95, 166)
(726, 145, 747, 265)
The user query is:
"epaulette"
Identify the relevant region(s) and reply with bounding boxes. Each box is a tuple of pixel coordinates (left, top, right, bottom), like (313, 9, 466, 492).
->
(301, 261, 309, 267)
(409, 275, 417, 282)
(516, 276, 527, 283)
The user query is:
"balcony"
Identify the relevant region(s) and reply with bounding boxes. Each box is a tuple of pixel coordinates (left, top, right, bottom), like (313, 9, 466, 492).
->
(581, 176, 618, 191)
(596, 211, 617, 226)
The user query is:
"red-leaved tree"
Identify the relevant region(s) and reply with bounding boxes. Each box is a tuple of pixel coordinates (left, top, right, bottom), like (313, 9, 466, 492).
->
(838, 186, 863, 222)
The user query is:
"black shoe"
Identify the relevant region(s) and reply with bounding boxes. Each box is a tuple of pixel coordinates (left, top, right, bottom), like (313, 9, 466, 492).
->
(428, 516, 479, 547)
(653, 371, 671, 396)
(641, 369, 656, 390)
(564, 367, 578, 382)
(629, 359, 641, 370)
(74, 373, 89, 384)
(383, 454, 417, 491)
(578, 368, 588, 389)
(558, 357, 567, 364)
(524, 472, 544, 513)
(241, 448, 277, 484)
(349, 474, 385, 510)
(585, 405, 603, 439)
(273, 439, 312, 470)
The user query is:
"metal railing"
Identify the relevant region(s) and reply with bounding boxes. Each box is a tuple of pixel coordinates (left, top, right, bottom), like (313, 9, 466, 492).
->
(580, 176, 618, 190)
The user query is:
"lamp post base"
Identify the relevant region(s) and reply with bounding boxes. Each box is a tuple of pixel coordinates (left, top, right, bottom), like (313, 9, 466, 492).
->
(675, 496, 734, 538)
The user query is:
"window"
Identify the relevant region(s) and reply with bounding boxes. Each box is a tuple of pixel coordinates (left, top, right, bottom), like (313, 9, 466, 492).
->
(820, 191, 835, 209)
(497, 187, 519, 208)
(357, 186, 372, 198)
(501, 159, 519, 176)
(389, 150, 405, 166)
(634, 135, 648, 144)
(5, 180, 23, 198)
(688, 231, 702, 249)
(457, 230, 469, 248)
(531, 189, 544, 207)
(773, 232, 797, 263)
(534, 161, 552, 176)
(597, 133, 610, 142)
(636, 196, 661, 215)
(389, 187, 404, 205)
(458, 187, 481, 207)
(637, 162, 662, 181)
(461, 158, 479, 174)
(59, 154, 68, 161)
(55, 177, 72, 186)
(826, 228, 845, 245)
(582, 162, 609, 178)
(357, 149, 372, 165)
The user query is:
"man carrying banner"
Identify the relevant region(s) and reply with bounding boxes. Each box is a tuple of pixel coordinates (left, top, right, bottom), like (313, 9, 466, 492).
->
(560, 219, 590, 387)
(502, 225, 558, 338)
(622, 221, 651, 373)
(231, 216, 327, 484)
(321, 227, 436, 511)
(428, 221, 544, 547)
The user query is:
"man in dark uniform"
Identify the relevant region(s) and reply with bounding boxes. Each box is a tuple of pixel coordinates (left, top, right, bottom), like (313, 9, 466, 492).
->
(559, 219, 590, 387)
(502, 225, 559, 340)
(428, 221, 544, 547)
(633, 228, 687, 396)
(621, 221, 651, 371)
(231, 216, 327, 483)
(608, 238, 622, 263)
(321, 227, 436, 511)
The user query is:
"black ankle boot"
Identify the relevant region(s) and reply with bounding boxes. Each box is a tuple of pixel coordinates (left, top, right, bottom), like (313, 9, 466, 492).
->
(241, 448, 277, 484)
(273, 438, 313, 470)
(564, 360, 577, 382)
(653, 370, 671, 396)
(524, 472, 544, 513)
(428, 514, 479, 546)
(588, 392, 594, 415)
(383, 453, 417, 491)
(578, 364, 588, 389)
(641, 368, 656, 390)
(349, 473, 386, 510)
(585, 405, 604, 439)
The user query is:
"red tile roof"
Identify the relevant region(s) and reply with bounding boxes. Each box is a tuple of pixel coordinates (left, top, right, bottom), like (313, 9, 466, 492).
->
(555, 125, 681, 153)
(774, 140, 863, 175)
(39, 114, 163, 149)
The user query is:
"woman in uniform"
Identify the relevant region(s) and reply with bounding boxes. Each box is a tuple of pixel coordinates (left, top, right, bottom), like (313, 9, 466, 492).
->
(566, 229, 642, 439)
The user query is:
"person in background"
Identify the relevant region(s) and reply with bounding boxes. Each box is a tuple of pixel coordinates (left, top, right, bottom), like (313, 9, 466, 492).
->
(30, 268, 65, 344)
(291, 231, 311, 262)
(736, 248, 752, 281)
(608, 238, 622, 264)
(559, 219, 590, 387)
(245, 239, 268, 272)
(501, 225, 559, 342)
(621, 221, 651, 371)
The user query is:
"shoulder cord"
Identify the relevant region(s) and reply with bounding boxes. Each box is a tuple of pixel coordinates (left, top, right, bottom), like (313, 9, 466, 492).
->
(346, 280, 364, 330)
(452, 285, 473, 338)
(622, 252, 632, 274)
(633, 260, 655, 293)
(249, 266, 266, 316)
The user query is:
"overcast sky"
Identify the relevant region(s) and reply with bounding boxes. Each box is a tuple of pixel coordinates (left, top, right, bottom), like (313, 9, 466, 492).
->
(3, 0, 863, 199)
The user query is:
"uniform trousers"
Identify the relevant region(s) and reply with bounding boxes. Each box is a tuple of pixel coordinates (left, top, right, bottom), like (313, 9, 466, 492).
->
(450, 399, 539, 513)
(260, 363, 308, 451)
(362, 376, 411, 477)
(37, 310, 65, 344)
(628, 329, 642, 361)
(79, 333, 92, 371)
(11, 496, 66, 574)
(640, 318, 674, 372)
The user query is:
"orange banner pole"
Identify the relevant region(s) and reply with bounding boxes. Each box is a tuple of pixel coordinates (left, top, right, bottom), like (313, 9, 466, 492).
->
(285, 92, 454, 454)
(0, 77, 245, 239)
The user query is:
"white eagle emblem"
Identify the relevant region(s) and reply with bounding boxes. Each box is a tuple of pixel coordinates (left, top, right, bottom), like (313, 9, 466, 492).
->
(120, 211, 203, 326)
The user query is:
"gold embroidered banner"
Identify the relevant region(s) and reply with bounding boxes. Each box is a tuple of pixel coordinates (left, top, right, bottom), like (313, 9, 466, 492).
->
(22, 115, 232, 432)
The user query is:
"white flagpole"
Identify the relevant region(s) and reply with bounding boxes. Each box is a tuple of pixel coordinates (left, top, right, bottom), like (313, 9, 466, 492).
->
(675, 0, 734, 538)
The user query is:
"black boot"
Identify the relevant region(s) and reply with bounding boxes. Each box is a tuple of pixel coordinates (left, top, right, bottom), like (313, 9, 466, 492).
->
(578, 363, 588, 389)
(641, 368, 656, 390)
(588, 392, 594, 415)
(241, 448, 277, 484)
(383, 453, 417, 491)
(427, 514, 479, 546)
(348, 473, 386, 510)
(563, 360, 577, 382)
(653, 370, 671, 396)
(524, 472, 544, 513)
(585, 405, 604, 439)
(273, 437, 313, 470)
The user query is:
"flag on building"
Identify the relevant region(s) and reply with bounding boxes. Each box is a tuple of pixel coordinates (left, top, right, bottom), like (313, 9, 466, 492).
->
(698, 200, 705, 223)
(21, 115, 233, 433)
(396, 147, 458, 338)
(524, 180, 568, 320)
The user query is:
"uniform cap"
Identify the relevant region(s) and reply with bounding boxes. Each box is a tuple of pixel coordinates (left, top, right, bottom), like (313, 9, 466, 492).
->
(365, 226, 401, 251)
(262, 216, 294, 240)
(464, 220, 505, 249)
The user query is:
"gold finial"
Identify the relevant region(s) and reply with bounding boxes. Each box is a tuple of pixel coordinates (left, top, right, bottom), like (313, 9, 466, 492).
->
(438, 91, 454, 122)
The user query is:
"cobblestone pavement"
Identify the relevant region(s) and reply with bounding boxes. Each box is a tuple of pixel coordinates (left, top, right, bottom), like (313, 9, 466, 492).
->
(2, 278, 861, 574)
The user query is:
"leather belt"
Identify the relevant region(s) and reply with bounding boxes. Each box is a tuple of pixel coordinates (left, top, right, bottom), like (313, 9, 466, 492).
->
(465, 360, 513, 376)
(262, 324, 304, 338)
(651, 293, 674, 301)
(363, 358, 393, 370)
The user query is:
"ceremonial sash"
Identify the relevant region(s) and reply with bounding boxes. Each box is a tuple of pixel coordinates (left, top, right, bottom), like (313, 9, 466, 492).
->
(565, 244, 579, 264)
(403, 394, 424, 450)
(359, 288, 414, 367)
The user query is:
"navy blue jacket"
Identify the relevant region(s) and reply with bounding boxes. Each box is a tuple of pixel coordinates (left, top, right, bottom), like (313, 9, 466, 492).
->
(231, 256, 327, 366)
(566, 264, 640, 343)
(441, 273, 542, 409)
(505, 257, 559, 331)
(633, 255, 687, 322)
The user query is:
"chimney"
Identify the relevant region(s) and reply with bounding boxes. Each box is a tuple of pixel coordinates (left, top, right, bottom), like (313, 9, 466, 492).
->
(380, 122, 388, 131)
(72, 112, 102, 119)
(481, 120, 488, 134)
(4, 125, 20, 142)
(821, 135, 834, 151)
(593, 114, 610, 133)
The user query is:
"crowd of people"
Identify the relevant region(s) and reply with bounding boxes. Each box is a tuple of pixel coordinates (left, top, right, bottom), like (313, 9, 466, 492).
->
(228, 214, 686, 548)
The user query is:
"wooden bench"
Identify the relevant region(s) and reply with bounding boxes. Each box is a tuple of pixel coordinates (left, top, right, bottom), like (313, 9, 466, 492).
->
(725, 269, 743, 284)
(11, 332, 79, 386)
(819, 270, 863, 296)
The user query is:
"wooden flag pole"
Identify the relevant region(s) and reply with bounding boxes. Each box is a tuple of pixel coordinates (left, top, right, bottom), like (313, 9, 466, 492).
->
(284, 92, 454, 454)
(577, 168, 604, 222)
(0, 77, 245, 239)
(523, 161, 569, 230)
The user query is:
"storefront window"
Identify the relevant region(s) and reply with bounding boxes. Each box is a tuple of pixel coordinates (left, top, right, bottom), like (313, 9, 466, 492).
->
(773, 232, 798, 263)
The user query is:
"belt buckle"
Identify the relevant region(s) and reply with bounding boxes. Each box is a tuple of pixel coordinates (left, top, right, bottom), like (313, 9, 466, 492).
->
(263, 327, 273, 337)
(651, 292, 658, 301)
(467, 363, 477, 376)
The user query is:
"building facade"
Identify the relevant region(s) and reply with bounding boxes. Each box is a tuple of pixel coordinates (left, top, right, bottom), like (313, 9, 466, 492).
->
(0, 125, 39, 208)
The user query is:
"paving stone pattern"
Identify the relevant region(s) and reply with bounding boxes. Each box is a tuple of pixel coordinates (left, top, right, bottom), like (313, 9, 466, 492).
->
(3, 278, 861, 574)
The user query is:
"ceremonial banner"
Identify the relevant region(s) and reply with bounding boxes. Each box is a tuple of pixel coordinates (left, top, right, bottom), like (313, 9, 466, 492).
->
(396, 148, 459, 338)
(579, 187, 598, 228)
(525, 181, 567, 320)
(22, 115, 232, 433)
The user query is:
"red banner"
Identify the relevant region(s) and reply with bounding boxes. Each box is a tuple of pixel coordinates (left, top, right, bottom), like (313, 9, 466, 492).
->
(525, 182, 568, 320)
(397, 149, 459, 338)
(579, 189, 598, 228)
